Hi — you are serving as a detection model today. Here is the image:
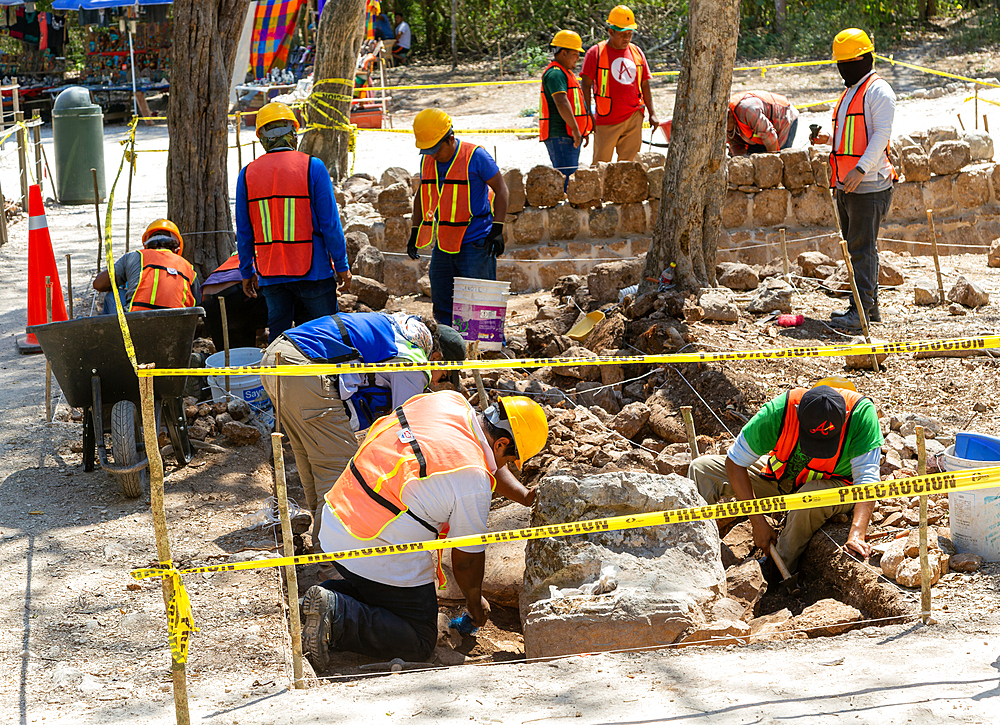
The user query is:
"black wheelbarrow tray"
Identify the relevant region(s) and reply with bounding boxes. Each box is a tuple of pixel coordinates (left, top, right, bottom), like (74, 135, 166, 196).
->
(28, 307, 205, 498)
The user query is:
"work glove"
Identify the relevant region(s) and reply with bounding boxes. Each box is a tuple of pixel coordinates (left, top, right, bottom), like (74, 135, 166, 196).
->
(407, 226, 420, 260)
(485, 222, 505, 258)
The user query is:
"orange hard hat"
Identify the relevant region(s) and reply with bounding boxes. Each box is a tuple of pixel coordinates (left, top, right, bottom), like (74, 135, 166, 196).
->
(142, 218, 183, 255)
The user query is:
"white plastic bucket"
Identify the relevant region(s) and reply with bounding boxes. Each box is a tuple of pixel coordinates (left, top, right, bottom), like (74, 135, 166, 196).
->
(205, 347, 273, 426)
(451, 277, 510, 351)
(941, 444, 1000, 561)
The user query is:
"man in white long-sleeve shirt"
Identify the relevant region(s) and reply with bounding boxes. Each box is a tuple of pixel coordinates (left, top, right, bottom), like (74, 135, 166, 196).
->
(813, 28, 896, 331)
(687, 384, 883, 573)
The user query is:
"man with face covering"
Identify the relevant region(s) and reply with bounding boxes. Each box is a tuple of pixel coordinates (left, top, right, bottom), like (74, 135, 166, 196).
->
(812, 29, 896, 331)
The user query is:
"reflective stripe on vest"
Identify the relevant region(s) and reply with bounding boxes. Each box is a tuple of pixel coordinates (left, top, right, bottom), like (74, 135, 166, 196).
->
(760, 387, 866, 491)
(245, 150, 315, 277)
(595, 41, 644, 118)
(728, 90, 792, 145)
(829, 73, 898, 186)
(416, 141, 493, 254)
(325, 390, 497, 541)
(129, 249, 197, 312)
(538, 61, 595, 142)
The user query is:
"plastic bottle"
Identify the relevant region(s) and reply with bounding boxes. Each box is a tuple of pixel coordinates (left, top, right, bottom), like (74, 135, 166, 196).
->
(659, 262, 677, 289)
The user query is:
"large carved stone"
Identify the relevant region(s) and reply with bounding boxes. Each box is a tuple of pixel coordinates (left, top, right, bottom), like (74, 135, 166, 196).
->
(514, 208, 545, 244)
(955, 168, 990, 209)
(547, 203, 581, 241)
(929, 140, 971, 175)
(780, 147, 813, 189)
(376, 182, 411, 217)
(620, 203, 647, 234)
(900, 145, 931, 182)
(589, 205, 621, 238)
(889, 182, 926, 222)
(567, 168, 602, 207)
(603, 162, 649, 203)
(791, 185, 835, 227)
(723, 191, 749, 229)
(727, 156, 755, 186)
(525, 165, 567, 208)
(504, 167, 526, 213)
(587, 257, 643, 303)
(751, 153, 784, 189)
(752, 189, 789, 227)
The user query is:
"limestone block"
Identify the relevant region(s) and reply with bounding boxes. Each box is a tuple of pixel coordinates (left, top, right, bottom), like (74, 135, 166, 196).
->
(797, 251, 835, 277)
(925, 125, 959, 151)
(637, 151, 666, 170)
(749, 609, 800, 642)
(547, 203, 581, 241)
(525, 165, 567, 208)
(955, 167, 990, 208)
(811, 156, 831, 188)
(926, 175, 955, 212)
(989, 237, 1000, 268)
(726, 559, 766, 615)
(788, 599, 862, 637)
(620, 203, 647, 234)
(751, 153, 784, 189)
(895, 556, 941, 588)
(929, 140, 971, 175)
(376, 182, 412, 217)
(752, 188, 790, 227)
(351, 276, 389, 310)
(646, 166, 664, 199)
(913, 277, 938, 305)
(589, 205, 621, 239)
(716, 262, 759, 290)
(963, 131, 995, 161)
(698, 291, 739, 322)
(497, 263, 530, 293)
(746, 277, 793, 313)
(588, 257, 643, 303)
(900, 145, 931, 182)
(539, 261, 582, 290)
(351, 245, 384, 282)
(947, 274, 990, 308)
(727, 156, 755, 186)
(345, 231, 370, 266)
(381, 216, 410, 253)
(503, 167, 526, 213)
(379, 166, 411, 189)
(780, 147, 813, 189)
(514, 208, 545, 244)
(889, 138, 902, 172)
(567, 168, 602, 207)
(880, 537, 907, 578)
(611, 402, 651, 439)
(879, 255, 905, 286)
(723, 190, 749, 229)
(603, 162, 649, 203)
(947, 224, 982, 249)
(889, 181, 926, 222)
(791, 185, 835, 226)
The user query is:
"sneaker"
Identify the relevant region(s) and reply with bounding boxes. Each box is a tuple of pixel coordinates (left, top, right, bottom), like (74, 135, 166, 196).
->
(301, 585, 337, 672)
(829, 309, 863, 331)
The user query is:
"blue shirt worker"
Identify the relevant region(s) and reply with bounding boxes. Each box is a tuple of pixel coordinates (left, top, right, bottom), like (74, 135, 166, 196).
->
(408, 108, 509, 326)
(236, 101, 352, 342)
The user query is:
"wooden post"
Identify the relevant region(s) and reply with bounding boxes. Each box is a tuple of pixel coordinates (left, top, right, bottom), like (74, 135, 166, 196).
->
(468, 342, 488, 409)
(681, 406, 699, 458)
(985, 115, 990, 134)
(65, 254, 73, 319)
(450, 0, 458, 71)
(0, 183, 7, 245)
(125, 145, 135, 254)
(220, 296, 231, 393)
(39, 142, 55, 193)
(31, 111, 42, 193)
(926, 209, 945, 305)
(92, 169, 103, 272)
(235, 115, 242, 169)
(15, 109, 29, 211)
(45, 277, 52, 423)
(957, 113, 965, 131)
(139, 370, 192, 725)
(838, 239, 879, 372)
(916, 425, 932, 625)
(779, 228, 789, 282)
(975, 85, 979, 129)
(274, 352, 283, 434)
(271, 432, 305, 689)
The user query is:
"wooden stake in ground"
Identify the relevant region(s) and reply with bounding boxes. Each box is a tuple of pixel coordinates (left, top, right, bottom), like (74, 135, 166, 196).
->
(925, 209, 945, 305)
(45, 277, 52, 423)
(220, 296, 231, 394)
(31, 111, 42, 194)
(468, 342, 488, 409)
(139, 369, 192, 725)
(125, 144, 135, 254)
(985, 115, 990, 134)
(975, 84, 979, 129)
(0, 181, 8, 246)
(274, 351, 284, 434)
(271, 432, 305, 689)
(681, 405, 699, 458)
(15, 108, 29, 210)
(837, 239, 879, 372)
(92, 168, 103, 272)
(779, 227, 789, 282)
(65, 254, 73, 318)
(957, 112, 965, 131)
(916, 425, 932, 625)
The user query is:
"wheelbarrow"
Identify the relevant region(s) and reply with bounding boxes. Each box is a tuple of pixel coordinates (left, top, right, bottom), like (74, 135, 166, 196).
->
(28, 307, 205, 498)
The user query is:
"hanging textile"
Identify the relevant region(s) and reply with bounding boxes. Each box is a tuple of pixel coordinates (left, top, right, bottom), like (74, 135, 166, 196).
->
(250, 0, 305, 79)
(364, 0, 379, 40)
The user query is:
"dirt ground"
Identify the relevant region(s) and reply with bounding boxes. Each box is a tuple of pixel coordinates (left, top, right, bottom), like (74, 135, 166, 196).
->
(2, 39, 1000, 724)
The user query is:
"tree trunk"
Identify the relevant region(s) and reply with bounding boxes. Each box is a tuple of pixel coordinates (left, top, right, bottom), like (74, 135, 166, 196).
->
(643, 0, 740, 293)
(167, 0, 246, 278)
(297, 0, 365, 181)
(773, 0, 787, 32)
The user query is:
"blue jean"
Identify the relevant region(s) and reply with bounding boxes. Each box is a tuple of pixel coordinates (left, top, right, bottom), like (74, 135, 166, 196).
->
(543, 136, 581, 190)
(428, 241, 496, 326)
(320, 562, 439, 661)
(260, 276, 339, 342)
(101, 287, 128, 315)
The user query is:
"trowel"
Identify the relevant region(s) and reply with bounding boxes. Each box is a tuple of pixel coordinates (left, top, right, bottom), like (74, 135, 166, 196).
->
(770, 544, 800, 596)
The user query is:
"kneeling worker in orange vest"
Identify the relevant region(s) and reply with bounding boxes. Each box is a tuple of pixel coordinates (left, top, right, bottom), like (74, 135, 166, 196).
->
(94, 218, 200, 314)
(687, 382, 883, 577)
(301, 391, 548, 668)
(539, 30, 593, 188)
(727, 91, 799, 156)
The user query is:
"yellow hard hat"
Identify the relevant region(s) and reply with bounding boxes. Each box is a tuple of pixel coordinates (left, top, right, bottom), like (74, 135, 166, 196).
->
(497, 395, 549, 470)
(551, 30, 583, 52)
(413, 108, 453, 151)
(142, 218, 183, 255)
(255, 101, 299, 134)
(813, 376, 857, 392)
(607, 5, 638, 31)
(832, 28, 874, 62)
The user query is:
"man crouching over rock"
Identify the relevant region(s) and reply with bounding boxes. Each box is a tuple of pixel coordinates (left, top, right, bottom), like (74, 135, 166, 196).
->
(301, 391, 548, 669)
(687, 382, 883, 575)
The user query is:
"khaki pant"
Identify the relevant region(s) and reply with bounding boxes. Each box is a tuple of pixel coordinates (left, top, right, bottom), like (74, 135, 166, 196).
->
(687, 454, 856, 570)
(592, 111, 644, 163)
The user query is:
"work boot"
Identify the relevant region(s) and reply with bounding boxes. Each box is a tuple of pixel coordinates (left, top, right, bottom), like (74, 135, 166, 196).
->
(301, 585, 337, 672)
(832, 306, 879, 323)
(828, 309, 863, 331)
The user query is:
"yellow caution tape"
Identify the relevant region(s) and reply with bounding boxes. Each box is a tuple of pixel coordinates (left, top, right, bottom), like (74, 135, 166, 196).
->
(795, 98, 839, 110)
(134, 334, 1000, 378)
(105, 118, 139, 372)
(875, 54, 1000, 90)
(965, 94, 1000, 109)
(162, 564, 200, 664)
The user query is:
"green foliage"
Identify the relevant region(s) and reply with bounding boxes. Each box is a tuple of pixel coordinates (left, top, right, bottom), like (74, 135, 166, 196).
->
(510, 45, 551, 75)
(951, 8, 1000, 49)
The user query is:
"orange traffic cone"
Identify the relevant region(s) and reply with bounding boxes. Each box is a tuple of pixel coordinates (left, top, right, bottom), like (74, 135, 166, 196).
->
(17, 185, 68, 354)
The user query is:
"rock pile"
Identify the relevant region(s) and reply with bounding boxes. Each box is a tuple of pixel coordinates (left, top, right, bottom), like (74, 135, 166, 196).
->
(183, 394, 261, 447)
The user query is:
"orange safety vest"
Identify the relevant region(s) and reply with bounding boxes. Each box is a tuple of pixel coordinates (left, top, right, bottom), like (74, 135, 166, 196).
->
(829, 73, 898, 186)
(416, 140, 494, 254)
(728, 90, 793, 145)
(760, 387, 866, 491)
(129, 248, 197, 312)
(594, 40, 644, 118)
(245, 150, 315, 277)
(539, 61, 594, 141)
(326, 390, 497, 541)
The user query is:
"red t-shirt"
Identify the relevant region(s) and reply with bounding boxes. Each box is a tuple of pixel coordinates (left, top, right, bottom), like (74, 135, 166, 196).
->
(581, 42, 651, 126)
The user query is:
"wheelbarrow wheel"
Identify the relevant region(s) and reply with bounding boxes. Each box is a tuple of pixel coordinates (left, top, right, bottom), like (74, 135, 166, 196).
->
(111, 400, 147, 498)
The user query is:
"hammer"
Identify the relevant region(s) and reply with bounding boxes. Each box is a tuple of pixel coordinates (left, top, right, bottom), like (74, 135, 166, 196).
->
(770, 544, 800, 596)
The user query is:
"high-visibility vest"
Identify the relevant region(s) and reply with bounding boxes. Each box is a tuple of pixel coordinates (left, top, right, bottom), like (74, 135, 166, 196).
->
(594, 40, 644, 118)
(760, 387, 867, 492)
(539, 61, 594, 141)
(416, 140, 494, 254)
(325, 390, 497, 541)
(244, 150, 315, 277)
(728, 90, 793, 145)
(129, 248, 197, 312)
(829, 73, 898, 186)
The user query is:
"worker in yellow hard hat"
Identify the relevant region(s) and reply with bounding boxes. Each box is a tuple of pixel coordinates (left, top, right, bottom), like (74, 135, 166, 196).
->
(301, 390, 548, 669)
(539, 30, 594, 188)
(235, 101, 351, 342)
(409, 108, 509, 327)
(93, 218, 200, 313)
(811, 29, 897, 332)
(580, 5, 659, 163)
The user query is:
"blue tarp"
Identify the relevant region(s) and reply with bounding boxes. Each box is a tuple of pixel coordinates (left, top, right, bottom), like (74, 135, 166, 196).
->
(51, 1, 172, 9)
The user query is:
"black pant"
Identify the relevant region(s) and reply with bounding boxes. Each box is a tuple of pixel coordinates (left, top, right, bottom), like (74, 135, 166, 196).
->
(202, 286, 269, 351)
(835, 186, 894, 315)
(321, 562, 439, 662)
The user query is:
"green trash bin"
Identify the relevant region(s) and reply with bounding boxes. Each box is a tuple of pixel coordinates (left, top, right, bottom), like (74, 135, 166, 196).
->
(52, 86, 105, 205)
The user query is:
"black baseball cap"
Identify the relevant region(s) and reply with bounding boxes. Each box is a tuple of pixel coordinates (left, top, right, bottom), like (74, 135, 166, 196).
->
(797, 386, 847, 459)
(436, 324, 466, 390)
